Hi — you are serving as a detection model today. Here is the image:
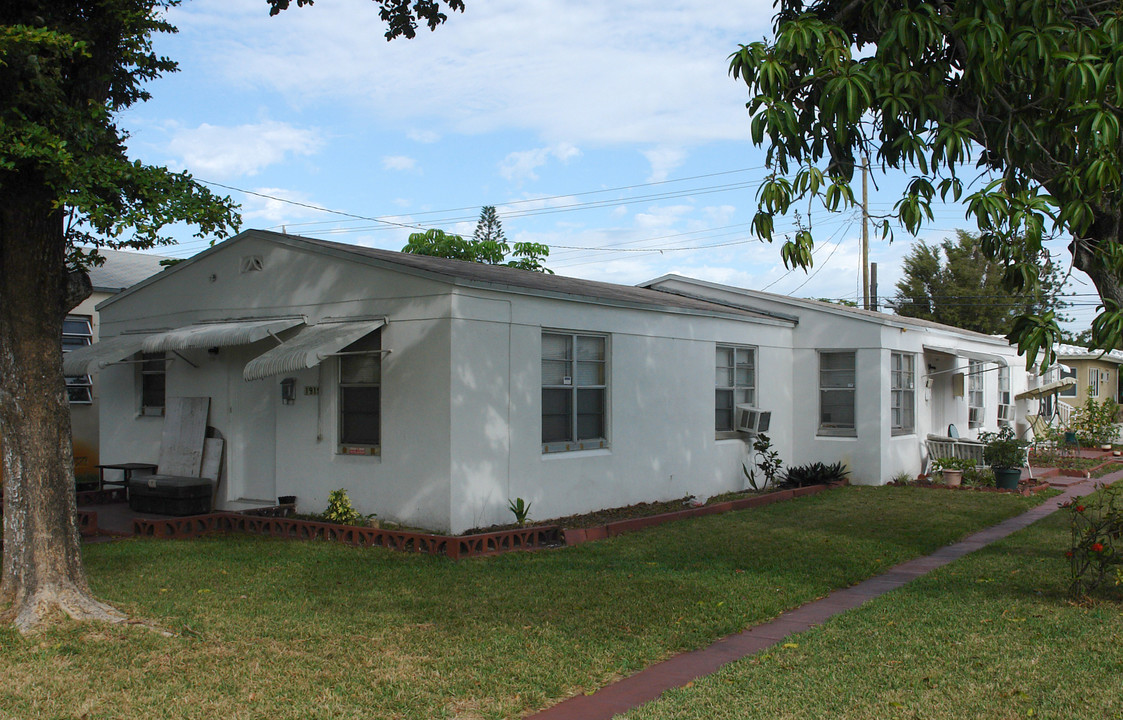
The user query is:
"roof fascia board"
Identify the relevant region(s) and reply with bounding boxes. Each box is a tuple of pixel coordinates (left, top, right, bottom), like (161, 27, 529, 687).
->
(642, 273, 1011, 345)
(264, 232, 789, 326)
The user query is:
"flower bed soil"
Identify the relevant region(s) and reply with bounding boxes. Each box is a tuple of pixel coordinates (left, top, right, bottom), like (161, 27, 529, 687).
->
(907, 477, 1053, 496)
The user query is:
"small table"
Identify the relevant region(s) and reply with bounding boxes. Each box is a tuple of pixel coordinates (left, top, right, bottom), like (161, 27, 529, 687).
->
(96, 463, 158, 493)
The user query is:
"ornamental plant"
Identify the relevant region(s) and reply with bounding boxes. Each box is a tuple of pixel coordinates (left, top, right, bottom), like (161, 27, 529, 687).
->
(1069, 397, 1120, 447)
(979, 425, 1029, 469)
(324, 489, 363, 525)
(931, 456, 976, 473)
(743, 433, 783, 491)
(1064, 483, 1123, 599)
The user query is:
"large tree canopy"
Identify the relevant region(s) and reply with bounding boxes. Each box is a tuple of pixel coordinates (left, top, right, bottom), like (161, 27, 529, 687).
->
(0, 0, 462, 631)
(891, 230, 1069, 334)
(729, 0, 1122, 369)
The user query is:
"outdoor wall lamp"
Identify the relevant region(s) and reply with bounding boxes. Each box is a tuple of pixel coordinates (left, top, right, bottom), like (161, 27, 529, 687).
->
(281, 377, 296, 405)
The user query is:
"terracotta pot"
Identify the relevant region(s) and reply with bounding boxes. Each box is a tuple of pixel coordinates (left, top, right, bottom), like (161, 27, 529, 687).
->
(942, 469, 963, 487)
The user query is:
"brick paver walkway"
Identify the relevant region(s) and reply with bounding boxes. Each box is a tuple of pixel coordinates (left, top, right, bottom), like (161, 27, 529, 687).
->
(529, 473, 1120, 720)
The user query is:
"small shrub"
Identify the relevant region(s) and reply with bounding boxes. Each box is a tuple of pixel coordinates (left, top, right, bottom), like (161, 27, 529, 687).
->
(1065, 483, 1123, 599)
(507, 497, 532, 527)
(324, 489, 362, 525)
(1070, 397, 1121, 447)
(890, 471, 913, 485)
(963, 467, 995, 488)
(931, 457, 976, 472)
(743, 433, 783, 491)
(783, 461, 849, 488)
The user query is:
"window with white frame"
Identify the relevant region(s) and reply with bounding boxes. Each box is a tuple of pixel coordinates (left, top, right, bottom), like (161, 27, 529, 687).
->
(819, 351, 856, 435)
(1059, 365, 1077, 396)
(968, 360, 985, 428)
(997, 365, 1012, 425)
(1089, 367, 1100, 398)
(542, 332, 607, 451)
(890, 352, 915, 435)
(62, 315, 93, 404)
(338, 331, 381, 454)
(139, 352, 167, 416)
(715, 345, 756, 434)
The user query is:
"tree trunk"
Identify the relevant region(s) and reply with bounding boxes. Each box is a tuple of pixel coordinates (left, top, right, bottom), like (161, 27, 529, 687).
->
(0, 185, 124, 631)
(1071, 207, 1123, 322)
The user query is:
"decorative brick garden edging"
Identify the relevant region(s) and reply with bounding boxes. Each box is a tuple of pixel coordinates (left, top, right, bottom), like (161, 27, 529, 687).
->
(562, 484, 832, 545)
(131, 512, 563, 559)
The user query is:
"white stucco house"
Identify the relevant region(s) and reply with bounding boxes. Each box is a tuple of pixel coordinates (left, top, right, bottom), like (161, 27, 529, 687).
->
(65, 230, 1034, 533)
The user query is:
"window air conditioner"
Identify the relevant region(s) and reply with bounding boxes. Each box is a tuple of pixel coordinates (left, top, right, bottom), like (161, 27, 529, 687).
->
(968, 406, 981, 425)
(997, 404, 1013, 422)
(735, 405, 772, 435)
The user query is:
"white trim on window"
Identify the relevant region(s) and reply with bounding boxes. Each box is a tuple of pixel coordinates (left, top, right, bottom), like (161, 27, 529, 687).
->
(968, 359, 985, 428)
(819, 350, 856, 436)
(716, 344, 757, 438)
(337, 331, 382, 455)
(890, 352, 915, 435)
(542, 331, 608, 453)
(1089, 367, 1101, 398)
(63, 315, 93, 404)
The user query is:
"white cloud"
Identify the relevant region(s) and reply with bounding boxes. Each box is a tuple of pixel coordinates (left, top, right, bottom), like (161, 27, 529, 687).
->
(407, 129, 441, 143)
(382, 155, 417, 171)
(239, 187, 323, 225)
(177, 0, 768, 147)
(643, 147, 687, 182)
(166, 120, 323, 178)
(499, 143, 581, 183)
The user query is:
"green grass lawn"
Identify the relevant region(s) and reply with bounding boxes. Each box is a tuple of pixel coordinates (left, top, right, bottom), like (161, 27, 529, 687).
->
(0, 487, 1048, 720)
(622, 492, 1123, 720)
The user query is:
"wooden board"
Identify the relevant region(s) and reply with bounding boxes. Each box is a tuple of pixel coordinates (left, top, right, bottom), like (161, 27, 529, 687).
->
(157, 397, 209, 477)
(201, 437, 224, 508)
(200, 438, 224, 481)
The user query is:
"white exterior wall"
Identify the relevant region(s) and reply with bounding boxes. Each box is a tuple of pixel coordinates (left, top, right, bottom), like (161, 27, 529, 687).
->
(96, 235, 795, 533)
(645, 276, 1028, 485)
(444, 289, 792, 531)
(98, 235, 458, 530)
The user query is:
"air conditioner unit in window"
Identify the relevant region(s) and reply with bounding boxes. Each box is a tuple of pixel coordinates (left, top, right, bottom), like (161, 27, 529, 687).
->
(997, 404, 1013, 422)
(968, 406, 981, 425)
(735, 405, 772, 435)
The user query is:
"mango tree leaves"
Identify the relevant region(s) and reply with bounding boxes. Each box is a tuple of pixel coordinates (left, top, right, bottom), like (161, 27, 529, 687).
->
(731, 0, 1123, 371)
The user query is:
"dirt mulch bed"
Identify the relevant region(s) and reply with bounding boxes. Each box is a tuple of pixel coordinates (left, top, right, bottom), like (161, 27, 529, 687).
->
(905, 477, 1053, 496)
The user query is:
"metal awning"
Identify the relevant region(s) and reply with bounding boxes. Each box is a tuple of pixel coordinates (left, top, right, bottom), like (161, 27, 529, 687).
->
(62, 334, 151, 375)
(142, 318, 304, 353)
(923, 344, 1009, 367)
(1015, 378, 1077, 400)
(243, 319, 386, 381)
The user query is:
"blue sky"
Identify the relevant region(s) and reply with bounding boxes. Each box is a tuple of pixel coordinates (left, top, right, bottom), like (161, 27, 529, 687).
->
(119, 0, 1100, 331)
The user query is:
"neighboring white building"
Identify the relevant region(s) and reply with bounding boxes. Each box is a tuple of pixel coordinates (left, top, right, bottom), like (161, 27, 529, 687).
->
(66, 230, 1033, 532)
(66, 249, 170, 479)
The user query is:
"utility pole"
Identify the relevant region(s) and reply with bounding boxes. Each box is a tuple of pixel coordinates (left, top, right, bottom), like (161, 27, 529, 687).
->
(870, 262, 878, 311)
(861, 156, 870, 310)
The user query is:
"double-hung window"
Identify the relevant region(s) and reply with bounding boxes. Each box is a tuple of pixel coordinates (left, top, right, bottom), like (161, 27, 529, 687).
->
(1088, 368, 1101, 398)
(715, 345, 756, 435)
(819, 351, 856, 435)
(339, 332, 381, 454)
(542, 332, 607, 451)
(139, 352, 166, 416)
(997, 365, 1012, 425)
(63, 315, 93, 404)
(968, 360, 984, 428)
(890, 352, 915, 435)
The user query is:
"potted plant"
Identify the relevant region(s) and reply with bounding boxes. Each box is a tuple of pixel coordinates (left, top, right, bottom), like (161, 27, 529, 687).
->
(932, 456, 974, 487)
(979, 426, 1029, 490)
